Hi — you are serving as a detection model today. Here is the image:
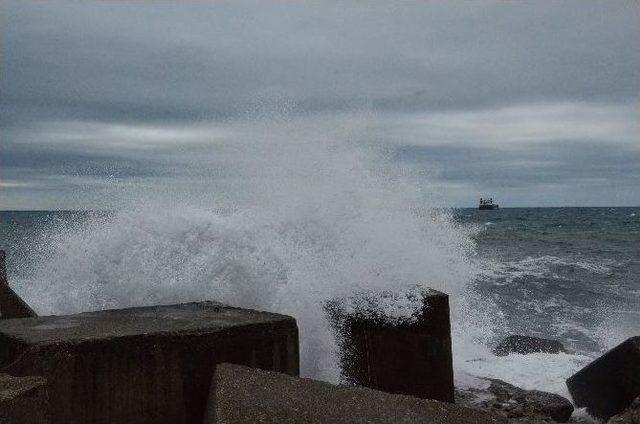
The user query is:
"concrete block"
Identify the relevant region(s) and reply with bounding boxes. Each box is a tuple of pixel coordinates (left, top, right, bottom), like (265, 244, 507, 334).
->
(209, 363, 505, 423)
(325, 288, 454, 402)
(608, 395, 640, 424)
(0, 373, 48, 424)
(567, 337, 640, 421)
(0, 302, 298, 424)
(0, 250, 37, 319)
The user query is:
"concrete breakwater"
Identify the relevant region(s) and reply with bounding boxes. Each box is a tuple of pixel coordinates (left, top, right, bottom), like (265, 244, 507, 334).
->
(210, 363, 503, 423)
(1, 249, 639, 423)
(0, 250, 472, 423)
(567, 336, 640, 421)
(324, 288, 454, 402)
(0, 302, 298, 424)
(0, 373, 47, 424)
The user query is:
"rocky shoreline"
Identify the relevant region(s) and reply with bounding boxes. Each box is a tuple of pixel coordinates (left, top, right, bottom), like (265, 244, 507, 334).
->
(456, 378, 574, 423)
(455, 334, 640, 424)
(459, 334, 577, 423)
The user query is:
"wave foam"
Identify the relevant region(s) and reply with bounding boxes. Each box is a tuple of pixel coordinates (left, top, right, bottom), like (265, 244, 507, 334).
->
(18, 111, 483, 381)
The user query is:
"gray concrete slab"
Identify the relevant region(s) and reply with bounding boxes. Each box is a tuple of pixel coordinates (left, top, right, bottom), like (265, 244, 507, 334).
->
(0, 301, 293, 344)
(210, 363, 505, 424)
(0, 302, 299, 424)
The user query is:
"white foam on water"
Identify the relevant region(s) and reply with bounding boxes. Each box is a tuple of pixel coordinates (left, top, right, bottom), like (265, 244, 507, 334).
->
(455, 351, 592, 398)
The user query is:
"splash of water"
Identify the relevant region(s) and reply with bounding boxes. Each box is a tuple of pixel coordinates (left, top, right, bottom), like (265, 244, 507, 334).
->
(19, 110, 483, 381)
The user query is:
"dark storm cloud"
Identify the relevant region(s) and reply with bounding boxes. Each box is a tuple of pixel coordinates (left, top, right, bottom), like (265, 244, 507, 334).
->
(4, 143, 165, 179)
(396, 141, 640, 187)
(3, 1, 639, 124)
(396, 140, 640, 207)
(1, 0, 639, 208)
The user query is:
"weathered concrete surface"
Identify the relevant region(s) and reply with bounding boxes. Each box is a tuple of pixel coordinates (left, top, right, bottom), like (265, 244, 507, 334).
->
(0, 302, 298, 424)
(209, 363, 505, 423)
(608, 395, 640, 424)
(493, 335, 567, 356)
(0, 373, 48, 423)
(457, 379, 574, 423)
(325, 288, 454, 402)
(0, 250, 37, 319)
(567, 337, 640, 421)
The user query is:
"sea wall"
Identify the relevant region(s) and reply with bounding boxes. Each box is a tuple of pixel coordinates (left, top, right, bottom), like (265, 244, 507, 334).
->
(0, 302, 299, 424)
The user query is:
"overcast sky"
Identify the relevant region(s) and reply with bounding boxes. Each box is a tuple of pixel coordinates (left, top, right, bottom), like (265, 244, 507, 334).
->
(1, 1, 639, 209)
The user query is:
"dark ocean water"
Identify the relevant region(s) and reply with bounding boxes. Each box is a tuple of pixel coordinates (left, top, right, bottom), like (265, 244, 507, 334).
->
(457, 207, 640, 356)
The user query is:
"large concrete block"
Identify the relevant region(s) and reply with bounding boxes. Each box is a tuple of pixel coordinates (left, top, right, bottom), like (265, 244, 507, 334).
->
(608, 395, 640, 424)
(567, 337, 640, 421)
(209, 363, 504, 423)
(0, 302, 298, 424)
(325, 288, 454, 402)
(0, 373, 48, 424)
(0, 250, 37, 319)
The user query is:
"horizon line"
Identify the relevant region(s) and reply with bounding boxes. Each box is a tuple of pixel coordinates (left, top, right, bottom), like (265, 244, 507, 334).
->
(1, 205, 639, 213)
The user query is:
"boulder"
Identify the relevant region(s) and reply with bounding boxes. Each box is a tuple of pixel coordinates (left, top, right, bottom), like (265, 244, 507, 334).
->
(493, 335, 567, 356)
(456, 379, 574, 423)
(567, 337, 640, 421)
(608, 395, 640, 424)
(0, 373, 48, 423)
(0, 250, 37, 319)
(325, 288, 454, 402)
(209, 363, 506, 423)
(0, 301, 299, 424)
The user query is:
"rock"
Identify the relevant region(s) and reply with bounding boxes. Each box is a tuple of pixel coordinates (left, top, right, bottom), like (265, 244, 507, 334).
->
(493, 335, 567, 356)
(324, 288, 454, 402)
(0, 301, 299, 424)
(567, 337, 640, 421)
(456, 379, 574, 423)
(0, 250, 37, 319)
(0, 373, 48, 423)
(209, 363, 506, 423)
(608, 396, 640, 424)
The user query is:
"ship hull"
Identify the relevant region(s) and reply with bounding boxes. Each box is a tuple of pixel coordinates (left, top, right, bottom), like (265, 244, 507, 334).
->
(479, 204, 499, 210)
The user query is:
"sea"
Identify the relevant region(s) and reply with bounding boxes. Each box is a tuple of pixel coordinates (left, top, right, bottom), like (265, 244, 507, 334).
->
(1, 207, 638, 400)
(454, 207, 640, 396)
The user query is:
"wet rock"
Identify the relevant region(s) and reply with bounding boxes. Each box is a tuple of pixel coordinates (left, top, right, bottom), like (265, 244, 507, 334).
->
(608, 395, 640, 424)
(324, 288, 454, 402)
(456, 379, 574, 423)
(210, 363, 506, 423)
(0, 373, 48, 423)
(567, 337, 640, 421)
(494, 335, 567, 356)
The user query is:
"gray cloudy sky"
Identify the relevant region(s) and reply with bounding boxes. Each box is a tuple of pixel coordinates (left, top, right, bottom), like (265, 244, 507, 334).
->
(1, 0, 639, 209)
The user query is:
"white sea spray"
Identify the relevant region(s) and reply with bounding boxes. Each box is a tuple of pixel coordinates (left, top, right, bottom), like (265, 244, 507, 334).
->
(19, 110, 484, 381)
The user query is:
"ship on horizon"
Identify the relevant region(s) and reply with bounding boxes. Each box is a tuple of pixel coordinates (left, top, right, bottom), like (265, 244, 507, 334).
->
(479, 197, 499, 210)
